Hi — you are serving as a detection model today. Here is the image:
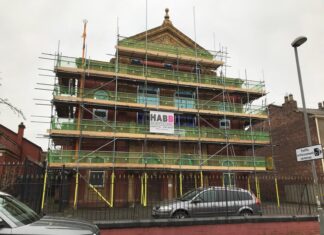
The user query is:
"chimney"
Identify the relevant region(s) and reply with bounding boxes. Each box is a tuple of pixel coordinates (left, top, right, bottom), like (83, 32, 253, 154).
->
(17, 122, 25, 146)
(319, 102, 324, 110)
(288, 94, 293, 101)
(282, 94, 297, 113)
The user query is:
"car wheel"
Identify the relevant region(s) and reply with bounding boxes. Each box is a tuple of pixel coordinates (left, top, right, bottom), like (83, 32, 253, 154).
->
(172, 210, 188, 219)
(240, 209, 253, 216)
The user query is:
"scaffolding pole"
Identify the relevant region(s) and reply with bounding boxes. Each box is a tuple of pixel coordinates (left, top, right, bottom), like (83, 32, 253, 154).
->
(40, 167, 48, 212)
(41, 42, 59, 213)
(275, 177, 280, 207)
(110, 171, 115, 207)
(73, 19, 88, 209)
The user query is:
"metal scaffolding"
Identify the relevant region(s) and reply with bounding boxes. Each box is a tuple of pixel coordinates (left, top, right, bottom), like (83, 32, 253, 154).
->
(37, 10, 271, 209)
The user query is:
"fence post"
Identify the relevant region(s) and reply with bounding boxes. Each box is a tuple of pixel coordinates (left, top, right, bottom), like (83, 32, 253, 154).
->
(59, 165, 65, 212)
(179, 173, 183, 197)
(20, 160, 28, 202)
(320, 209, 324, 235)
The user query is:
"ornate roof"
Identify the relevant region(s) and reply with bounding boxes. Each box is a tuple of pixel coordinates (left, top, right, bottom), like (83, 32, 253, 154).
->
(124, 8, 209, 53)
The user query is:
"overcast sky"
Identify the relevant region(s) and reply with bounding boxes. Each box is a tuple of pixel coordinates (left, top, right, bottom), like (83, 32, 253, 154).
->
(0, 0, 323, 150)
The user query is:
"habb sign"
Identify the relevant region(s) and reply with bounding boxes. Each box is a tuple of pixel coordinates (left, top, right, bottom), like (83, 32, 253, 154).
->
(149, 111, 174, 134)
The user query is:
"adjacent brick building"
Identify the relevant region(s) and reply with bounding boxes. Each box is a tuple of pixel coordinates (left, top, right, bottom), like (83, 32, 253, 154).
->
(256, 94, 324, 177)
(0, 123, 43, 164)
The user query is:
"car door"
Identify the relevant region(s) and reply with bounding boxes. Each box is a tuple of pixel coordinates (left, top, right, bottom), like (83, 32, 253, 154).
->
(191, 189, 217, 217)
(214, 189, 228, 216)
(226, 189, 241, 215)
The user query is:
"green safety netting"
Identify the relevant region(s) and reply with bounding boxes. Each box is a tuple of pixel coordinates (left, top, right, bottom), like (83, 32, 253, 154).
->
(139, 153, 162, 164)
(70, 57, 263, 91)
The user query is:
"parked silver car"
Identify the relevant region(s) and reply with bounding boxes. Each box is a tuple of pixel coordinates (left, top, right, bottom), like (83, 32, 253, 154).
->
(0, 192, 99, 235)
(152, 186, 262, 219)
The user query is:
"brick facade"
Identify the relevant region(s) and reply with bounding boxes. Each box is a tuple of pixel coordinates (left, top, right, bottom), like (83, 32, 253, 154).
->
(0, 123, 43, 164)
(255, 95, 324, 177)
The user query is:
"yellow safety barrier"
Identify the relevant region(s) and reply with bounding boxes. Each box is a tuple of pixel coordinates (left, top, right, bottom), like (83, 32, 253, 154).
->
(88, 184, 112, 207)
(255, 176, 261, 200)
(200, 171, 203, 187)
(275, 177, 280, 207)
(110, 171, 115, 207)
(73, 172, 79, 209)
(40, 170, 48, 212)
(144, 172, 147, 207)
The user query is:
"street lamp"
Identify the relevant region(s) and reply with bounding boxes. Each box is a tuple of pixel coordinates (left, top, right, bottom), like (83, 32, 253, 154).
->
(291, 36, 321, 210)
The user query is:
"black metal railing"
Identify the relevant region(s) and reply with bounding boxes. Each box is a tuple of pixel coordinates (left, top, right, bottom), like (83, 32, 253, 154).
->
(0, 162, 321, 221)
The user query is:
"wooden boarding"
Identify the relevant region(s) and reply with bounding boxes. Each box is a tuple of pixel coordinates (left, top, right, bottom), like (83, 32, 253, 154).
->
(48, 161, 266, 171)
(116, 46, 223, 68)
(56, 66, 265, 96)
(49, 129, 270, 145)
(54, 96, 267, 120)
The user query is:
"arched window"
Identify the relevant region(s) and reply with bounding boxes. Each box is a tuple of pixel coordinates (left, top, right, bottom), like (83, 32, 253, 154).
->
(94, 90, 109, 100)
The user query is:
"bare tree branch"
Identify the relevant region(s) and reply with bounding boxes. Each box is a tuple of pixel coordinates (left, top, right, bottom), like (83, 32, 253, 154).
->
(0, 98, 26, 120)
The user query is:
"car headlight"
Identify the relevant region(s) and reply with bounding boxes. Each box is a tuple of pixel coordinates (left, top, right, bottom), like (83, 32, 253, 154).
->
(158, 206, 173, 212)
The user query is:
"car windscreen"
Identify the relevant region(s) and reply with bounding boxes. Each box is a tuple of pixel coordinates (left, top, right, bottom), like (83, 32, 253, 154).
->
(179, 189, 202, 201)
(0, 195, 40, 226)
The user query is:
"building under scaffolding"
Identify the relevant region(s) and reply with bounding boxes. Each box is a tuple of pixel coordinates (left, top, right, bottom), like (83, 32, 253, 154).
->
(44, 9, 272, 208)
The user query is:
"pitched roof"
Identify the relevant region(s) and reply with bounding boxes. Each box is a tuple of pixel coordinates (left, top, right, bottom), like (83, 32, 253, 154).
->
(122, 8, 211, 54)
(0, 124, 43, 151)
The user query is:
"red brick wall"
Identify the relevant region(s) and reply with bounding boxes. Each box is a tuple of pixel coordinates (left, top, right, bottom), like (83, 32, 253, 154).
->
(0, 125, 43, 163)
(253, 101, 322, 177)
(100, 221, 319, 235)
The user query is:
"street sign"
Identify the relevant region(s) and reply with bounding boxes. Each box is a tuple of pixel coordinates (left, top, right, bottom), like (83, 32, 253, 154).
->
(296, 145, 323, 162)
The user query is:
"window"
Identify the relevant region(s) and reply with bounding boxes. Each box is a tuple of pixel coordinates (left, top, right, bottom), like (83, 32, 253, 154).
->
(219, 119, 231, 129)
(223, 173, 235, 187)
(68, 79, 76, 95)
(199, 190, 217, 202)
(94, 90, 109, 100)
(226, 190, 240, 201)
(93, 109, 108, 120)
(216, 190, 227, 202)
(238, 191, 252, 200)
(175, 115, 196, 127)
(174, 90, 195, 109)
(0, 195, 40, 226)
(89, 171, 104, 187)
(137, 86, 159, 106)
(227, 190, 252, 201)
(137, 112, 148, 124)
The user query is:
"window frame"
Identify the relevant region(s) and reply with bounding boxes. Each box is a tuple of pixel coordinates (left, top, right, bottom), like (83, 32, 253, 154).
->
(89, 171, 105, 188)
(219, 118, 231, 129)
(93, 109, 108, 120)
(223, 173, 235, 187)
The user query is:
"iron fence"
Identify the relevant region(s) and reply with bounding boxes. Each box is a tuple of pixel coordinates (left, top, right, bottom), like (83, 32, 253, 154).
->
(0, 162, 322, 221)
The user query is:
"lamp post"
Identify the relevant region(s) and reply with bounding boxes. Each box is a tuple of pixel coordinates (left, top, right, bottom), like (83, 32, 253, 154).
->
(291, 36, 321, 210)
